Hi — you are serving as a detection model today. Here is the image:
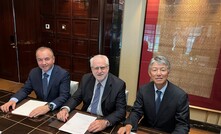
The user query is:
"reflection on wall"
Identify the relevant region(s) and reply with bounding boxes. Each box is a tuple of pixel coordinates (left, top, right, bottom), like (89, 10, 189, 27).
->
(144, 0, 221, 98)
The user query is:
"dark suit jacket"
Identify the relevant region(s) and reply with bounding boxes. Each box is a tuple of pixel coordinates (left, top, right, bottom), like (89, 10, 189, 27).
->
(12, 65, 71, 109)
(65, 73, 127, 126)
(125, 81, 190, 134)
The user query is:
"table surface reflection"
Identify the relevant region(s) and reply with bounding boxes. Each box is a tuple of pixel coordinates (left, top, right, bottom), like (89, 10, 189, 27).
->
(0, 89, 166, 134)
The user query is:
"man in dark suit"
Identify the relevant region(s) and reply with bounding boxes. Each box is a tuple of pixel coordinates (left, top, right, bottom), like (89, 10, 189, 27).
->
(118, 55, 190, 134)
(57, 54, 127, 133)
(0, 46, 70, 118)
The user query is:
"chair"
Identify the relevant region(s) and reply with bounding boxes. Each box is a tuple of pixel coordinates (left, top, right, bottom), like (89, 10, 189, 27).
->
(125, 90, 129, 103)
(70, 81, 79, 95)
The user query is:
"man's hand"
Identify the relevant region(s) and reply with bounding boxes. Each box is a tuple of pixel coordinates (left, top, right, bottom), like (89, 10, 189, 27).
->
(117, 124, 132, 134)
(29, 105, 50, 118)
(56, 108, 69, 122)
(87, 119, 108, 133)
(0, 100, 16, 112)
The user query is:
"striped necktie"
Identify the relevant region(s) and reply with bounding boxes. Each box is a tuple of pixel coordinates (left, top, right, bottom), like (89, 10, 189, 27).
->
(91, 83, 101, 114)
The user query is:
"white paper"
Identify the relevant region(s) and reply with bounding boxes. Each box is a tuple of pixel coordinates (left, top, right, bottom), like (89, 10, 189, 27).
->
(11, 100, 47, 116)
(59, 112, 96, 134)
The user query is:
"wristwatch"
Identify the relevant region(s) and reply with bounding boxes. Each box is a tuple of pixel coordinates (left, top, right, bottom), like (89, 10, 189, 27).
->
(105, 120, 111, 127)
(46, 103, 53, 111)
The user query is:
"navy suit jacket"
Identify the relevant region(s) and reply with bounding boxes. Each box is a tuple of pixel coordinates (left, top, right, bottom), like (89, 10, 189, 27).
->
(125, 81, 190, 134)
(12, 65, 71, 109)
(64, 73, 127, 126)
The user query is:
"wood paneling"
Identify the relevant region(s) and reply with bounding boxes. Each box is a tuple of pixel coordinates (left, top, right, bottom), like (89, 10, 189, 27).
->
(56, 19, 71, 36)
(55, 0, 72, 17)
(90, 0, 99, 18)
(73, 40, 89, 57)
(72, 0, 89, 17)
(56, 54, 72, 73)
(90, 20, 99, 39)
(40, 0, 55, 16)
(55, 38, 72, 54)
(40, 0, 102, 81)
(72, 20, 90, 38)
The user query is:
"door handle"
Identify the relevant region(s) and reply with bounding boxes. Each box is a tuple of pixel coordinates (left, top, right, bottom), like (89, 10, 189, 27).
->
(10, 43, 16, 48)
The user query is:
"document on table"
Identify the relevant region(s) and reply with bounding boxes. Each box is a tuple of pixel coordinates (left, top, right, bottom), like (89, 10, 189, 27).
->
(59, 112, 96, 134)
(11, 100, 47, 116)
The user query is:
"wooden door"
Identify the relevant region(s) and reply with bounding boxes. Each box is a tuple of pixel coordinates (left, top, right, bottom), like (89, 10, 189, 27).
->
(14, 0, 40, 82)
(0, 0, 19, 81)
(0, 0, 40, 82)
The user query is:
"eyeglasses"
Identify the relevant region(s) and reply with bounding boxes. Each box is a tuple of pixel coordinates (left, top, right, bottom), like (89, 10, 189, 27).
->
(91, 66, 108, 71)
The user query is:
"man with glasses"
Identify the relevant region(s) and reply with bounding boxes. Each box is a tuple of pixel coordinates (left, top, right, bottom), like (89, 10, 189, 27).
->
(0, 46, 70, 118)
(57, 54, 127, 133)
(118, 55, 190, 134)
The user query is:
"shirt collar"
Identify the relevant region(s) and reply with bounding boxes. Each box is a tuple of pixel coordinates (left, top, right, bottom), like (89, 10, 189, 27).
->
(42, 65, 54, 77)
(154, 80, 168, 94)
(95, 74, 108, 87)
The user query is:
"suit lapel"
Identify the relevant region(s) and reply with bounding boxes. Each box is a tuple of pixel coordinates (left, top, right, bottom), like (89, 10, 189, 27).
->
(37, 68, 45, 99)
(154, 82, 172, 123)
(46, 66, 57, 97)
(87, 76, 96, 103)
(101, 74, 111, 102)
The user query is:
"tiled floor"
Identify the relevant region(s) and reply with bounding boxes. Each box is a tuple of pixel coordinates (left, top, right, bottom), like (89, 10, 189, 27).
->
(0, 78, 217, 134)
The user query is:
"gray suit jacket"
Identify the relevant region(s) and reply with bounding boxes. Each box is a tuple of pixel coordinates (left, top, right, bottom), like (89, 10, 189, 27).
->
(12, 65, 71, 109)
(125, 81, 190, 134)
(64, 73, 127, 126)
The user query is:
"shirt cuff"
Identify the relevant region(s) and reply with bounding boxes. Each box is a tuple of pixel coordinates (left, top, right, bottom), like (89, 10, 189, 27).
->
(10, 97, 18, 103)
(49, 102, 56, 111)
(60, 106, 70, 112)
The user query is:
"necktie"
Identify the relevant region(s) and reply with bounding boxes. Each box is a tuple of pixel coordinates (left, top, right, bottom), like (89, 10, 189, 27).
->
(91, 83, 101, 114)
(155, 90, 162, 114)
(42, 73, 49, 100)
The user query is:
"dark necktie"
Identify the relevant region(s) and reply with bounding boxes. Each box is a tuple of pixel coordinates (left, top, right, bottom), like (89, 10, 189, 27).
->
(42, 73, 49, 100)
(91, 83, 101, 115)
(155, 90, 162, 114)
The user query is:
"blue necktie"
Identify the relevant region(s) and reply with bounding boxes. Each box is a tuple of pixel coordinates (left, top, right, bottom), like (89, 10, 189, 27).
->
(91, 83, 101, 114)
(155, 90, 162, 114)
(42, 73, 49, 100)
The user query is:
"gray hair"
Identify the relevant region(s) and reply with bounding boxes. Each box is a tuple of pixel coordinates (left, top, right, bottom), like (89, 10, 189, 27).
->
(148, 55, 170, 72)
(90, 55, 109, 67)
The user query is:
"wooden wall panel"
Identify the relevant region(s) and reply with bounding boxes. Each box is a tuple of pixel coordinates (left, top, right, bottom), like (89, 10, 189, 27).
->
(89, 41, 99, 56)
(72, 57, 90, 73)
(73, 40, 89, 57)
(90, 0, 99, 18)
(55, 38, 72, 54)
(55, 0, 72, 17)
(40, 0, 114, 81)
(72, 20, 90, 37)
(72, 0, 89, 17)
(56, 55, 72, 73)
(40, 0, 55, 16)
(56, 19, 71, 36)
(90, 20, 99, 39)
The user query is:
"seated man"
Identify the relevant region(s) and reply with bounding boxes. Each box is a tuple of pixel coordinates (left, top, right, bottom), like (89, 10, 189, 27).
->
(0, 46, 70, 118)
(118, 55, 190, 134)
(57, 54, 127, 133)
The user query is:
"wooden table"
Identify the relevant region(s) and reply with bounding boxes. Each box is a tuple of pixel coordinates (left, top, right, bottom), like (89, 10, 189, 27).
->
(0, 89, 166, 134)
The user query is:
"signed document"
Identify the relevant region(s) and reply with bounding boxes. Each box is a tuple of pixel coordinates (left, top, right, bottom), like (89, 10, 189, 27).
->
(59, 112, 96, 134)
(11, 100, 47, 116)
